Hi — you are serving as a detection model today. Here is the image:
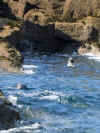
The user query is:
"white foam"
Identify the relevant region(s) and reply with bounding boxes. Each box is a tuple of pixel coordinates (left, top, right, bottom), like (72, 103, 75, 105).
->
(40, 95, 59, 100)
(23, 65, 38, 69)
(21, 64, 37, 74)
(8, 95, 17, 106)
(1, 122, 41, 133)
(23, 69, 35, 74)
(83, 53, 100, 62)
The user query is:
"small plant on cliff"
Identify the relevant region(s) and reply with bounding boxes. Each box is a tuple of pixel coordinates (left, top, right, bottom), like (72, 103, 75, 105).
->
(7, 20, 23, 28)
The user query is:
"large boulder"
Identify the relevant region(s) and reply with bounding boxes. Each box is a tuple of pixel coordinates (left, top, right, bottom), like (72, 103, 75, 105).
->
(63, 0, 100, 22)
(0, 89, 20, 130)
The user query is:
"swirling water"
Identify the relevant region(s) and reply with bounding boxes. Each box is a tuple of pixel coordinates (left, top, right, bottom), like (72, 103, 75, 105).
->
(1, 53, 100, 133)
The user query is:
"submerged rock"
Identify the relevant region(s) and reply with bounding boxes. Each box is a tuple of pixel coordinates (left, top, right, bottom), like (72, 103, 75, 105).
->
(0, 89, 20, 130)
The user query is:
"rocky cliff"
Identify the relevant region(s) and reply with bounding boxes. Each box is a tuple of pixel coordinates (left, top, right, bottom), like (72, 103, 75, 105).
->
(0, 0, 100, 70)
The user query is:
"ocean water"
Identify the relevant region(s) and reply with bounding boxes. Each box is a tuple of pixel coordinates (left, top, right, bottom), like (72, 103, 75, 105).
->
(1, 53, 100, 133)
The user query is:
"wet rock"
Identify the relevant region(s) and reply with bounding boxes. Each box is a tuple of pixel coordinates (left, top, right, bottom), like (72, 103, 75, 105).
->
(78, 43, 100, 55)
(0, 89, 20, 130)
(78, 43, 91, 55)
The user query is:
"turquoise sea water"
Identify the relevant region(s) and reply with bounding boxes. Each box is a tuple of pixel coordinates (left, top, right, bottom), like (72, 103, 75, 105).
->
(1, 53, 100, 133)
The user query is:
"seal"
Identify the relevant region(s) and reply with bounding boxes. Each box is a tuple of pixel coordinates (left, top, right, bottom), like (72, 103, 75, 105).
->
(16, 83, 28, 89)
(67, 57, 75, 67)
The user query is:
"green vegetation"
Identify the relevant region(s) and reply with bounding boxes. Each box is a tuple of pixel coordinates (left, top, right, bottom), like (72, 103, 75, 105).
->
(7, 20, 23, 28)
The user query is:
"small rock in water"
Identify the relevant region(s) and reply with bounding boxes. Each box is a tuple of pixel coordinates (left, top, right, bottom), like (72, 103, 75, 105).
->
(16, 83, 28, 89)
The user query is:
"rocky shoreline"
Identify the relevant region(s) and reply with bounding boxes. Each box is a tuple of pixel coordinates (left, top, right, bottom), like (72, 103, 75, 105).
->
(0, 0, 100, 71)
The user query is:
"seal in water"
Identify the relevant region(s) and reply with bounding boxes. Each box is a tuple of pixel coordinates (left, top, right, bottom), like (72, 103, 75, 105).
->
(67, 57, 75, 67)
(16, 83, 28, 89)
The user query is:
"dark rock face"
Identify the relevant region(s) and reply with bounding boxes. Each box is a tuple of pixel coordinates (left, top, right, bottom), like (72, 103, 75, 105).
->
(0, 89, 20, 130)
